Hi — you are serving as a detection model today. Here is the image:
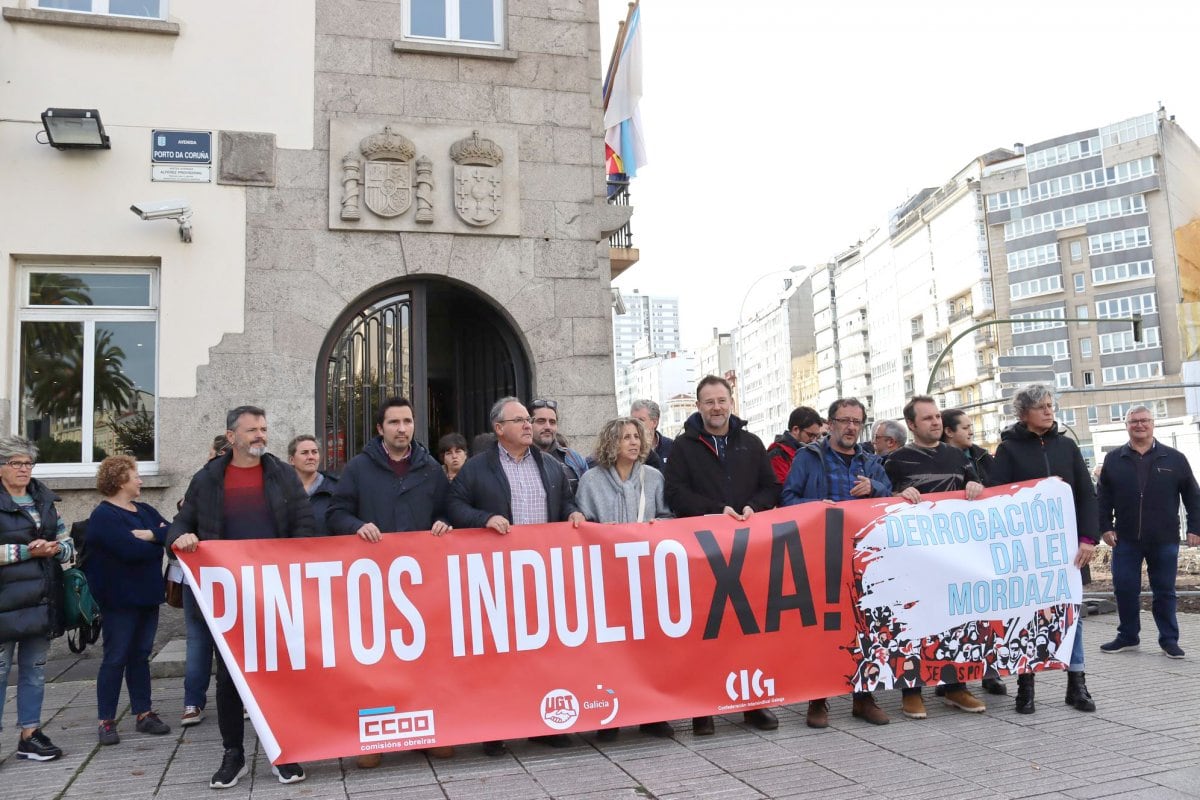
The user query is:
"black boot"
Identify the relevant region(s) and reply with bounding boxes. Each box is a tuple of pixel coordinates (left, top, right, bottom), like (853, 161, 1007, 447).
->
(1065, 672, 1096, 712)
(1015, 673, 1035, 714)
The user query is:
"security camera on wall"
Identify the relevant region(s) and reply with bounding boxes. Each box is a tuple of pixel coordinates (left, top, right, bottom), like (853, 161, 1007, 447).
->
(130, 200, 192, 242)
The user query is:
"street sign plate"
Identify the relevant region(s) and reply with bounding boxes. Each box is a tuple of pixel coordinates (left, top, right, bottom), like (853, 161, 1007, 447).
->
(996, 355, 1054, 368)
(997, 369, 1056, 386)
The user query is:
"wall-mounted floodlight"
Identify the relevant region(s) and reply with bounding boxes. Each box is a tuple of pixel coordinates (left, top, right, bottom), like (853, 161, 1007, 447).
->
(41, 108, 110, 150)
(130, 200, 193, 243)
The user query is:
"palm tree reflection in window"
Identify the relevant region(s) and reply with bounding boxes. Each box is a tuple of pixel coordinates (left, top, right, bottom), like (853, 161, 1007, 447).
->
(20, 273, 152, 462)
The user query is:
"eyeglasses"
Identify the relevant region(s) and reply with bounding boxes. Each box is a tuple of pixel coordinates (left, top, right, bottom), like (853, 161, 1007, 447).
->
(4, 461, 35, 470)
(529, 399, 558, 411)
(499, 417, 533, 425)
(831, 418, 864, 427)
(1127, 418, 1153, 426)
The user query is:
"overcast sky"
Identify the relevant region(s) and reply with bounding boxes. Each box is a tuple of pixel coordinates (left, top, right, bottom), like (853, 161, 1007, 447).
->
(598, 0, 1200, 350)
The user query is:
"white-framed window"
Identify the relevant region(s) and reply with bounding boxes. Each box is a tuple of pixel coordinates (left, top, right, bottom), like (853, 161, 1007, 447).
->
(1070, 241, 1084, 262)
(1087, 405, 1098, 425)
(1079, 338, 1092, 358)
(1010, 274, 1063, 300)
(1073, 273, 1086, 293)
(1007, 243, 1060, 273)
(1099, 326, 1160, 354)
(35, 0, 166, 19)
(14, 267, 159, 475)
(403, 0, 504, 47)
(1057, 407, 1077, 426)
(1003, 195, 1146, 241)
(1026, 136, 1101, 172)
(1010, 339, 1070, 361)
(1089, 227, 1150, 255)
(1102, 361, 1163, 385)
(988, 156, 1156, 212)
(1075, 304, 1090, 326)
(1011, 306, 1066, 334)
(1091, 259, 1154, 286)
(1055, 372, 1073, 390)
(1100, 113, 1157, 147)
(1096, 292, 1156, 319)
(1110, 399, 1168, 422)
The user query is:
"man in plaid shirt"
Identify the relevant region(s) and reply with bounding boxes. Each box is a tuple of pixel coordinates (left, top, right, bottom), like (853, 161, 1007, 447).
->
(447, 395, 584, 757)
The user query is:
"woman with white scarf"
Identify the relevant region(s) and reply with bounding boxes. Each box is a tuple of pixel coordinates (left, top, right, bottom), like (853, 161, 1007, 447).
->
(575, 416, 674, 740)
(576, 416, 672, 526)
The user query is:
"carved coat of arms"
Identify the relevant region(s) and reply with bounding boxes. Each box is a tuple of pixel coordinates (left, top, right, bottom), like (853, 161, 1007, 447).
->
(340, 126, 417, 221)
(450, 131, 504, 227)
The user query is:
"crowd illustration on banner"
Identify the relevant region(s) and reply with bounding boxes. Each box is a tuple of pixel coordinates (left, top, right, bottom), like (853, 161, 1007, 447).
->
(3, 378, 1199, 793)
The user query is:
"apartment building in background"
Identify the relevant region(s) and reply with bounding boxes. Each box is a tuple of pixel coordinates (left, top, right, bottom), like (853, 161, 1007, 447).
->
(983, 109, 1200, 464)
(612, 290, 682, 411)
(735, 276, 816, 442)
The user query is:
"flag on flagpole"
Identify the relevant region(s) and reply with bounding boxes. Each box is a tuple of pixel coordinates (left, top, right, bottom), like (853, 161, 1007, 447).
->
(603, 1, 646, 178)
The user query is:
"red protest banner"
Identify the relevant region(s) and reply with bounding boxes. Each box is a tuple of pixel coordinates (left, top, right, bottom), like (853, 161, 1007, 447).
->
(177, 478, 1079, 764)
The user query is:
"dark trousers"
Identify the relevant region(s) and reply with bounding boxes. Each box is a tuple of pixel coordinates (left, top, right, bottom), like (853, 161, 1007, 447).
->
(1112, 539, 1180, 646)
(215, 654, 246, 751)
(96, 605, 159, 721)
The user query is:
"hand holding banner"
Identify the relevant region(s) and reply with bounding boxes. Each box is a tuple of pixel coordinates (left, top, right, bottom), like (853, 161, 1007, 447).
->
(177, 478, 1080, 763)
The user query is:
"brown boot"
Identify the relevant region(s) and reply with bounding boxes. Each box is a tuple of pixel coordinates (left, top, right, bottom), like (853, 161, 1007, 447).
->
(851, 693, 889, 725)
(806, 699, 829, 729)
(356, 753, 382, 769)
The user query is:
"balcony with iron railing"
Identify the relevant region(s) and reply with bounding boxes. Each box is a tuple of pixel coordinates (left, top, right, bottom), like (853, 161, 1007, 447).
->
(949, 304, 974, 324)
(607, 179, 639, 279)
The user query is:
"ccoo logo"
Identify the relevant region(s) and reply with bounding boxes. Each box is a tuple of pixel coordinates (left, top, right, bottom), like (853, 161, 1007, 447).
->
(540, 689, 579, 730)
(725, 668, 776, 702)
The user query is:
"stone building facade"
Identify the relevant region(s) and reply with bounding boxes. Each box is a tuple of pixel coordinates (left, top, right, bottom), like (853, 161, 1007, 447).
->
(0, 0, 622, 520)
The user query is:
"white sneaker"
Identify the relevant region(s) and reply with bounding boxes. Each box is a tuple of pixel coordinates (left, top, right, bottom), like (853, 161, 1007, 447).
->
(181, 706, 205, 727)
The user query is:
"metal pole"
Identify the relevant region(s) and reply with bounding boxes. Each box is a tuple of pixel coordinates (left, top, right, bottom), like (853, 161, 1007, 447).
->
(925, 315, 1142, 395)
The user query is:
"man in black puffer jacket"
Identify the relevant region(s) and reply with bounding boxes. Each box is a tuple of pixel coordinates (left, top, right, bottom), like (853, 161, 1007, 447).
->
(663, 375, 780, 737)
(989, 385, 1098, 716)
(168, 406, 315, 790)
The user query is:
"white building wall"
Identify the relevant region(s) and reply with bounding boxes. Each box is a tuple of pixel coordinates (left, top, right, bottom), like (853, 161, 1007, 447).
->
(0, 1, 315, 402)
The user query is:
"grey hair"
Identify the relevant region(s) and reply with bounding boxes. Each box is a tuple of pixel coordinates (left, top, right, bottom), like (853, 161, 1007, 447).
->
(874, 419, 907, 447)
(0, 435, 37, 463)
(1012, 384, 1054, 418)
(489, 396, 521, 427)
(1125, 404, 1154, 421)
(630, 398, 661, 421)
(226, 405, 267, 431)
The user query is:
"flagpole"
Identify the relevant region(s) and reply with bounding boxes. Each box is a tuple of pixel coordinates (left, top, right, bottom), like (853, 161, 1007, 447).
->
(602, 1, 638, 111)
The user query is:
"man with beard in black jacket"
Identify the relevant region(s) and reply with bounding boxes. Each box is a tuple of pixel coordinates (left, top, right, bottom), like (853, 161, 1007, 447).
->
(169, 405, 315, 790)
(663, 375, 780, 736)
(989, 384, 1098, 715)
(325, 397, 453, 767)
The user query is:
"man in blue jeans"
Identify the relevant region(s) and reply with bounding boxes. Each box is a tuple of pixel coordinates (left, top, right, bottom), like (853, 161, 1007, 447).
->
(1097, 405, 1200, 658)
(178, 434, 227, 728)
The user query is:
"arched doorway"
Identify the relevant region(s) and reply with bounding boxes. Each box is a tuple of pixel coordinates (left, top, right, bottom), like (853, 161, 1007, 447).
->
(317, 279, 532, 471)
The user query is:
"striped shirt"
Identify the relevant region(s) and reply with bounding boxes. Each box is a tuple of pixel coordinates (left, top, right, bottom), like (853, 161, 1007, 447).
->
(499, 447, 548, 525)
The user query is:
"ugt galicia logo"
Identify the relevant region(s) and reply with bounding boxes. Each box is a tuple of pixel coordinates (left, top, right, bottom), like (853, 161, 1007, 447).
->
(540, 689, 579, 730)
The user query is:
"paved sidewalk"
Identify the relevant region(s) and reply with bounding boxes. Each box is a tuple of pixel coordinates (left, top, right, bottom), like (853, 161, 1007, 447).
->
(2, 611, 1198, 800)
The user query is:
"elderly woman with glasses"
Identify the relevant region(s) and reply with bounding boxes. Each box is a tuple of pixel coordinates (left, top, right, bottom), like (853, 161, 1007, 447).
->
(990, 384, 1098, 715)
(0, 436, 75, 762)
(574, 416, 675, 741)
(86, 455, 172, 746)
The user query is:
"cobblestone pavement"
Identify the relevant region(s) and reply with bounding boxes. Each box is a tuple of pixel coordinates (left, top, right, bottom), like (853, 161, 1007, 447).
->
(2, 610, 1198, 800)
